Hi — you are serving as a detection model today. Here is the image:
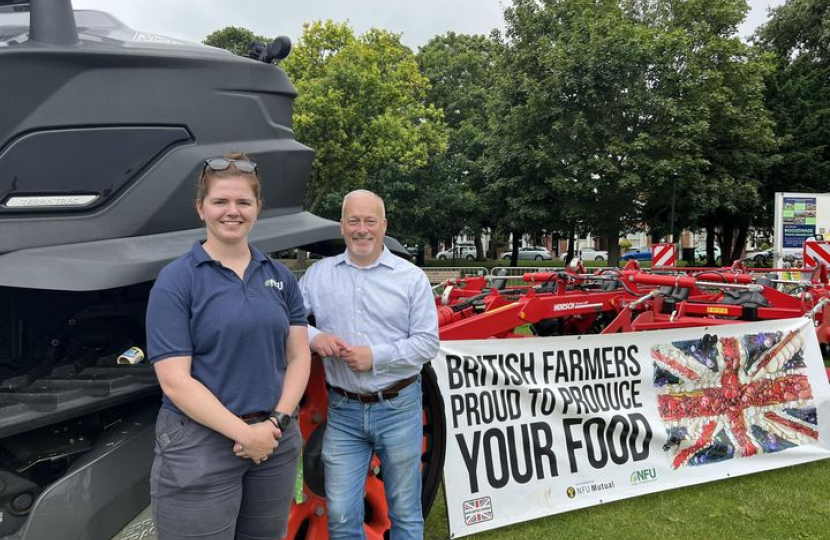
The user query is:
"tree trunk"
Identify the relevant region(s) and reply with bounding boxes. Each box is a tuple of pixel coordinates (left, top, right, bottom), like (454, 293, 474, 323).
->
(511, 230, 521, 267)
(567, 223, 576, 263)
(721, 219, 735, 266)
(474, 229, 485, 261)
(733, 224, 749, 264)
(606, 229, 621, 267)
(429, 235, 439, 260)
(705, 220, 717, 266)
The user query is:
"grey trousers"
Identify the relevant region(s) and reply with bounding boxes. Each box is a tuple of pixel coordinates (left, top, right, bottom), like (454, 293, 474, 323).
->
(150, 407, 300, 540)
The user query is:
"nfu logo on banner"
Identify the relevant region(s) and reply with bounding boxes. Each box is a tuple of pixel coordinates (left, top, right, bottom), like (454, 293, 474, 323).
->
(651, 243, 675, 267)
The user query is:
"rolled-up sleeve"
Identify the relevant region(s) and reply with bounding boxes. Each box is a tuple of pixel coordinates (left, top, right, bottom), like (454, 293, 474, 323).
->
(146, 270, 192, 363)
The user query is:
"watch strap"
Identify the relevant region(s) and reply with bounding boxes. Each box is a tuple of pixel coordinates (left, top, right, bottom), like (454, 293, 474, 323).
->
(270, 411, 291, 431)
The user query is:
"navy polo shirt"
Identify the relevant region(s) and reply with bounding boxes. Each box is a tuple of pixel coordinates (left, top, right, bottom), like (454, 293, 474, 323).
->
(146, 242, 307, 416)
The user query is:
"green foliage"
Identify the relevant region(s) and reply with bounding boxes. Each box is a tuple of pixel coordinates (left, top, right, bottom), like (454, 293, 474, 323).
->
(659, 0, 776, 262)
(758, 0, 830, 201)
(491, 0, 684, 264)
(199, 0, 827, 261)
(202, 26, 271, 57)
(415, 32, 504, 257)
(485, 0, 774, 265)
(280, 21, 448, 219)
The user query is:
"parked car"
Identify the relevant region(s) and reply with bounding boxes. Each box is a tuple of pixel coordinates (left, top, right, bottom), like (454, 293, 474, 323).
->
(695, 246, 722, 261)
(620, 247, 652, 261)
(579, 248, 609, 261)
(436, 245, 477, 260)
(745, 248, 772, 266)
(500, 246, 553, 261)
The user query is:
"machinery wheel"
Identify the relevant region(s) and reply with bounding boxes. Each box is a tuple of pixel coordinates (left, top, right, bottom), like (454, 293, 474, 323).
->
(596, 256, 605, 261)
(534, 255, 543, 261)
(285, 361, 445, 540)
(465, 255, 475, 260)
(438, 255, 447, 260)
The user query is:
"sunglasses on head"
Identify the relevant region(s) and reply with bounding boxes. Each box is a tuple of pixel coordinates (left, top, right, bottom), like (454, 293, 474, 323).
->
(203, 158, 258, 174)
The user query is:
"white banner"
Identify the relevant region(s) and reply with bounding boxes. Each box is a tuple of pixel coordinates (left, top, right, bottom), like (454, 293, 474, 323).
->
(433, 319, 830, 537)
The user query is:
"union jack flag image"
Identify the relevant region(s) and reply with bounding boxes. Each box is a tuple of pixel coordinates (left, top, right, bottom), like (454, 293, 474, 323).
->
(462, 496, 494, 525)
(651, 329, 819, 469)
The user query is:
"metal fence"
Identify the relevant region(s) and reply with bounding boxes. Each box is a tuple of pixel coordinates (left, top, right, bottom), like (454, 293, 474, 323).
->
(489, 266, 556, 278)
(422, 266, 489, 286)
(290, 265, 557, 288)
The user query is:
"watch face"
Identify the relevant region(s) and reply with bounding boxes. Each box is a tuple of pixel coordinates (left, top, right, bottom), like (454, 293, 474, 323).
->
(273, 412, 291, 430)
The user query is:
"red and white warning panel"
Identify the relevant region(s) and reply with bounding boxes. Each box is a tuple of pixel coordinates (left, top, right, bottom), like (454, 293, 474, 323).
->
(652, 243, 676, 267)
(804, 240, 830, 267)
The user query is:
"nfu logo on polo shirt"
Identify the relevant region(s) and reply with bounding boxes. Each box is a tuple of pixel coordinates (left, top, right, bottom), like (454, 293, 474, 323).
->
(264, 278, 284, 291)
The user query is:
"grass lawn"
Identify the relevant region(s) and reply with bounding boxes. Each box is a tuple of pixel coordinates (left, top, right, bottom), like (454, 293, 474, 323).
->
(425, 458, 830, 539)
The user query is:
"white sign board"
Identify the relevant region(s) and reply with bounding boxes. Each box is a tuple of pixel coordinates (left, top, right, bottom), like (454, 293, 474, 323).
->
(773, 192, 830, 266)
(433, 319, 830, 537)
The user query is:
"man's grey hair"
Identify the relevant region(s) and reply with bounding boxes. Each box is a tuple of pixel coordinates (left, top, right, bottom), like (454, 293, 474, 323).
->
(341, 189, 386, 219)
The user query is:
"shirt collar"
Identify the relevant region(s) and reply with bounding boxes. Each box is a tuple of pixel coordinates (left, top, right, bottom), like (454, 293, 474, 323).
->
(337, 246, 398, 270)
(191, 241, 268, 266)
(192, 241, 213, 266)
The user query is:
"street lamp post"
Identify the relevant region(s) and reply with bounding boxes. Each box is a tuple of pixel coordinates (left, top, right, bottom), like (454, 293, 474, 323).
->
(669, 177, 677, 243)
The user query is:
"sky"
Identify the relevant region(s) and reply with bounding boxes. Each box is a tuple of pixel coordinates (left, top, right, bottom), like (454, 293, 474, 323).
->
(72, 0, 787, 51)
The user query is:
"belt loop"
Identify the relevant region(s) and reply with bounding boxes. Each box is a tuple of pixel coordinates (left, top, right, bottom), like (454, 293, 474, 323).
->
(376, 391, 384, 402)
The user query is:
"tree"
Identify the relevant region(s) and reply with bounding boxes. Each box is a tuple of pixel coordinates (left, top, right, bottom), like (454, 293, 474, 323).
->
(203, 26, 272, 57)
(492, 0, 677, 266)
(280, 21, 448, 220)
(662, 0, 776, 264)
(758, 0, 830, 209)
(416, 33, 504, 260)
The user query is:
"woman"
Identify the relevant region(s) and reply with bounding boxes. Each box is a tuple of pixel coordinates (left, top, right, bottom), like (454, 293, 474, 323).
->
(145, 152, 309, 540)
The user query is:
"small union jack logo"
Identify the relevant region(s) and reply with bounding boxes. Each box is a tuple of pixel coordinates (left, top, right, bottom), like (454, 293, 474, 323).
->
(463, 496, 493, 525)
(652, 329, 818, 469)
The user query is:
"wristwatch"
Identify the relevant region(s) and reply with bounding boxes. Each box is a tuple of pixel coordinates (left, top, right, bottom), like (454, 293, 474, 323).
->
(270, 411, 291, 431)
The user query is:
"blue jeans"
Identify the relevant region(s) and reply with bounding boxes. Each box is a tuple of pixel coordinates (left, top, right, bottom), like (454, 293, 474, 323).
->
(323, 380, 423, 540)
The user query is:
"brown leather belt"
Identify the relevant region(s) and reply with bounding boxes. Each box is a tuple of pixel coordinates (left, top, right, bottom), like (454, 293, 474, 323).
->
(238, 411, 271, 424)
(327, 375, 418, 403)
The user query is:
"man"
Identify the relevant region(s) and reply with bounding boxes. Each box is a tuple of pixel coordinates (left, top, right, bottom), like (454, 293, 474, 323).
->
(299, 189, 439, 540)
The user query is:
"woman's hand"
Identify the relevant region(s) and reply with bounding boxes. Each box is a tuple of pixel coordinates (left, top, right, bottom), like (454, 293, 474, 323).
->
(233, 422, 281, 464)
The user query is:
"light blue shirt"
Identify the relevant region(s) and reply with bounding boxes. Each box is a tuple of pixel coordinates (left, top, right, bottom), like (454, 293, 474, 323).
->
(298, 247, 439, 394)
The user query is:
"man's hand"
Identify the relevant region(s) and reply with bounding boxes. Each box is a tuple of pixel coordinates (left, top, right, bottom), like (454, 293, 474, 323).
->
(341, 346, 373, 372)
(310, 333, 351, 358)
(233, 422, 280, 464)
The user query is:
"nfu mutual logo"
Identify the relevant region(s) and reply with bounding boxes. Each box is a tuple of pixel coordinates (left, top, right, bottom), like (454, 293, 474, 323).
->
(630, 467, 657, 485)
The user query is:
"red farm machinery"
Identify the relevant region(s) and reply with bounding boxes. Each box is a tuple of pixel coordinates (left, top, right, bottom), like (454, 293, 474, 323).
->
(284, 253, 830, 540)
